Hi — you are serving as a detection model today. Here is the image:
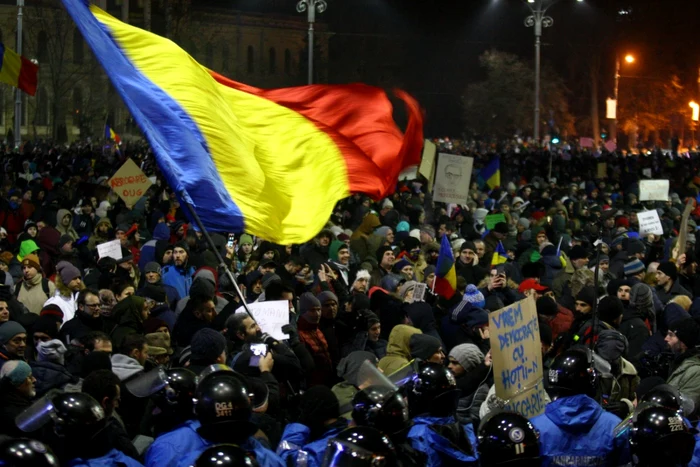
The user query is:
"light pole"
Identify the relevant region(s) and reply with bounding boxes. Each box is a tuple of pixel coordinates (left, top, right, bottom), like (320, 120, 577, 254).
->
(609, 54, 635, 145)
(296, 0, 327, 85)
(14, 0, 23, 148)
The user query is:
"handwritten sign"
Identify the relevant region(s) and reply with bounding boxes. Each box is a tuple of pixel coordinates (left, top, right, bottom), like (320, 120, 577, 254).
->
(485, 213, 506, 230)
(489, 296, 546, 418)
(108, 158, 153, 207)
(97, 239, 123, 260)
(235, 300, 289, 341)
(639, 180, 669, 201)
(433, 153, 473, 205)
(419, 140, 437, 192)
(597, 162, 607, 179)
(637, 210, 664, 236)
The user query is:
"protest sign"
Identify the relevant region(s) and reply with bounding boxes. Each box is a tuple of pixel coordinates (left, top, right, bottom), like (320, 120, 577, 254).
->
(597, 162, 607, 179)
(675, 201, 694, 260)
(398, 165, 418, 181)
(485, 213, 506, 230)
(639, 180, 669, 201)
(109, 158, 153, 207)
(419, 140, 437, 192)
(604, 141, 616, 152)
(642, 168, 652, 178)
(412, 283, 426, 303)
(489, 296, 546, 418)
(235, 301, 290, 341)
(432, 153, 473, 205)
(637, 210, 664, 236)
(97, 239, 123, 260)
(580, 137, 594, 148)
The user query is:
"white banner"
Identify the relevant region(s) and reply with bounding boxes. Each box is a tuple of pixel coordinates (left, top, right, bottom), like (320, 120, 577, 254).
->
(637, 210, 664, 236)
(235, 300, 290, 341)
(639, 180, 669, 201)
(433, 153, 473, 205)
(97, 239, 122, 260)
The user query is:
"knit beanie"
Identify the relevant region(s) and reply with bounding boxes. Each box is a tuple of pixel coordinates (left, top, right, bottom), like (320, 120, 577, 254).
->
(364, 311, 380, 329)
(669, 318, 700, 348)
(0, 360, 31, 387)
(336, 351, 378, 386)
(21, 254, 41, 272)
(449, 344, 484, 372)
(398, 281, 418, 300)
(139, 284, 167, 303)
(239, 234, 254, 246)
(143, 317, 170, 334)
(174, 240, 190, 254)
(299, 292, 321, 314)
(36, 339, 67, 365)
(190, 328, 227, 362)
(375, 226, 391, 238)
(420, 224, 435, 240)
(624, 259, 645, 277)
(462, 285, 486, 308)
(261, 273, 281, 289)
(56, 260, 81, 284)
(657, 261, 678, 282)
(409, 334, 441, 360)
(536, 296, 559, 317)
(392, 258, 412, 274)
(0, 321, 26, 346)
(352, 270, 371, 289)
(630, 283, 653, 309)
(598, 296, 625, 326)
(32, 315, 59, 340)
(460, 240, 477, 253)
(376, 245, 394, 264)
(317, 291, 339, 305)
(576, 286, 597, 308)
(39, 305, 64, 325)
(517, 217, 531, 229)
(396, 221, 410, 233)
(144, 262, 162, 275)
(423, 265, 436, 277)
(328, 240, 348, 262)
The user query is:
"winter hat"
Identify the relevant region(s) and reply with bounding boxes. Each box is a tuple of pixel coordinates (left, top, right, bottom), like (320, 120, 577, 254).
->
(352, 270, 371, 289)
(56, 261, 81, 284)
(420, 224, 436, 240)
(669, 318, 700, 348)
(375, 245, 394, 264)
(409, 334, 442, 360)
(146, 332, 173, 355)
(336, 351, 378, 387)
(595, 330, 628, 362)
(624, 259, 645, 277)
(364, 311, 380, 329)
(317, 291, 339, 305)
(630, 283, 653, 309)
(58, 235, 74, 249)
(36, 339, 67, 365)
(0, 321, 26, 346)
(396, 221, 410, 233)
(32, 315, 59, 340)
(144, 262, 162, 275)
(657, 261, 678, 282)
(536, 296, 559, 317)
(39, 305, 64, 324)
(116, 223, 130, 233)
(299, 292, 321, 313)
(0, 360, 31, 387)
(375, 226, 392, 238)
(398, 281, 418, 300)
(449, 344, 484, 372)
(380, 274, 402, 293)
(21, 254, 41, 272)
(139, 284, 167, 303)
(239, 234, 254, 246)
(598, 296, 625, 325)
(18, 239, 39, 260)
(460, 240, 477, 253)
(493, 222, 509, 235)
(190, 328, 227, 362)
(261, 272, 281, 289)
(392, 258, 412, 275)
(568, 245, 589, 261)
(423, 265, 436, 277)
(627, 239, 646, 256)
(143, 317, 170, 334)
(174, 240, 190, 254)
(329, 240, 348, 262)
(576, 286, 597, 308)
(517, 217, 531, 229)
(462, 285, 486, 308)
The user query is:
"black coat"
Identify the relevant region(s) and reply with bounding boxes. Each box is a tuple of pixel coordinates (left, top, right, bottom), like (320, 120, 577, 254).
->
(59, 313, 109, 346)
(30, 361, 79, 397)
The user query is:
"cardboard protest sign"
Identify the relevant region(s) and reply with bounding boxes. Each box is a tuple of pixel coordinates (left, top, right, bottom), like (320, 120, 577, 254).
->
(637, 210, 664, 236)
(235, 300, 290, 341)
(109, 158, 153, 207)
(597, 163, 607, 179)
(485, 213, 506, 230)
(433, 153, 473, 205)
(489, 296, 546, 418)
(97, 239, 123, 260)
(639, 180, 669, 201)
(419, 140, 437, 192)
(675, 201, 695, 260)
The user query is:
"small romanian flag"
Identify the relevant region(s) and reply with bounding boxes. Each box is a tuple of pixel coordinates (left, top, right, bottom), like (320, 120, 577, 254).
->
(105, 124, 121, 143)
(481, 156, 501, 189)
(0, 42, 38, 96)
(434, 234, 457, 299)
(491, 241, 509, 267)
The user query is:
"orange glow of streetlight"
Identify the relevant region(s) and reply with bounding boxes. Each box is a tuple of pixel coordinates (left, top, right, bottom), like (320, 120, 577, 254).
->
(624, 54, 635, 64)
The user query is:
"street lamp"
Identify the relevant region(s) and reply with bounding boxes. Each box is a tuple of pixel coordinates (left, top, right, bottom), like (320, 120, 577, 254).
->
(609, 53, 635, 145)
(296, 0, 327, 85)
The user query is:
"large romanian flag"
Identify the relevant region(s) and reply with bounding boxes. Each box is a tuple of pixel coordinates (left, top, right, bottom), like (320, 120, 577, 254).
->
(0, 42, 38, 96)
(434, 234, 457, 299)
(62, 0, 423, 244)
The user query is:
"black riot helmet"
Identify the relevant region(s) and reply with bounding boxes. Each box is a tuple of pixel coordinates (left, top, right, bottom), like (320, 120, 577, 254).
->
(154, 368, 197, 415)
(0, 438, 59, 467)
(630, 405, 696, 466)
(194, 444, 259, 467)
(195, 371, 255, 443)
(322, 426, 396, 467)
(640, 383, 694, 416)
(546, 348, 598, 400)
(406, 362, 461, 417)
(351, 385, 409, 435)
(52, 392, 106, 438)
(478, 411, 541, 467)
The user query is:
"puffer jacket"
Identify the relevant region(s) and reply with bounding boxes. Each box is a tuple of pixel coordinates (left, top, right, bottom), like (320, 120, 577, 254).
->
(30, 360, 79, 397)
(667, 348, 700, 407)
(407, 415, 479, 466)
(530, 394, 630, 467)
(377, 324, 422, 375)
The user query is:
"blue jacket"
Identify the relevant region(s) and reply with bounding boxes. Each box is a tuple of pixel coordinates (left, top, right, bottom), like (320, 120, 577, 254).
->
(178, 436, 284, 467)
(67, 449, 144, 467)
(139, 224, 171, 271)
(144, 420, 206, 467)
(161, 264, 195, 298)
(530, 394, 630, 467)
(277, 421, 349, 467)
(407, 415, 479, 466)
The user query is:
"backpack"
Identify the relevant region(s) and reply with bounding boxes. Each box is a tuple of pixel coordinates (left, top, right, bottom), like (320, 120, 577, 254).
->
(14, 278, 51, 300)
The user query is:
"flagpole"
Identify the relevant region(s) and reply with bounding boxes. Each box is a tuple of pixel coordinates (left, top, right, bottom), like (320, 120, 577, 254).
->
(180, 192, 256, 321)
(14, 0, 24, 148)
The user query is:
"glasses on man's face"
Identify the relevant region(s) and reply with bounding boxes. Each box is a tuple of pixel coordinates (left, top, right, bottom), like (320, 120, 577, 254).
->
(85, 302, 102, 309)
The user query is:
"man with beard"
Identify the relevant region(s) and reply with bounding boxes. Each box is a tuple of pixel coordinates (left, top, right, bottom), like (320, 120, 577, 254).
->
(455, 240, 486, 286)
(59, 289, 107, 346)
(139, 262, 180, 311)
(88, 217, 112, 251)
(0, 361, 36, 436)
(0, 322, 26, 371)
(396, 237, 427, 282)
(162, 241, 196, 298)
(665, 317, 700, 406)
(370, 246, 395, 287)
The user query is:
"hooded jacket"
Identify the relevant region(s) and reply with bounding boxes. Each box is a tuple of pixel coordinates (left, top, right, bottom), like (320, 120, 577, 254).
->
(667, 348, 700, 407)
(16, 272, 55, 315)
(377, 324, 422, 375)
(66, 448, 144, 467)
(109, 296, 146, 350)
(144, 420, 204, 467)
(530, 394, 630, 467)
(56, 208, 79, 240)
(277, 420, 349, 467)
(138, 223, 170, 272)
(87, 218, 112, 251)
(406, 415, 479, 467)
(30, 360, 79, 397)
(110, 353, 143, 382)
(37, 225, 61, 279)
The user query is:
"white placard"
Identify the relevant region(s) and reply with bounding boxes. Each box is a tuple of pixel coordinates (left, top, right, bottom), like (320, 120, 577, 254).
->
(412, 283, 427, 303)
(642, 168, 652, 178)
(433, 153, 473, 205)
(398, 165, 418, 181)
(235, 300, 290, 341)
(639, 180, 669, 201)
(97, 239, 122, 260)
(637, 210, 664, 236)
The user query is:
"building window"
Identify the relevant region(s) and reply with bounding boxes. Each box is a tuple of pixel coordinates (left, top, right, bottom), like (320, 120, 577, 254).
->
(37, 31, 48, 62)
(222, 45, 230, 72)
(73, 28, 83, 64)
(268, 47, 276, 74)
(247, 46, 254, 74)
(205, 42, 213, 68)
(284, 49, 291, 75)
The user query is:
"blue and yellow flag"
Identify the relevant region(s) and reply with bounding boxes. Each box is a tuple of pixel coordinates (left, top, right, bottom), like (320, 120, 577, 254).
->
(480, 156, 501, 189)
(491, 241, 508, 266)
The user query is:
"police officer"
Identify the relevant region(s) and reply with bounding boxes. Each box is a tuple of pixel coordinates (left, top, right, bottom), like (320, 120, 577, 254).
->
(404, 362, 479, 466)
(629, 405, 696, 466)
(193, 444, 259, 467)
(0, 437, 59, 466)
(146, 367, 197, 436)
(532, 348, 630, 466)
(322, 426, 397, 467)
(478, 411, 540, 467)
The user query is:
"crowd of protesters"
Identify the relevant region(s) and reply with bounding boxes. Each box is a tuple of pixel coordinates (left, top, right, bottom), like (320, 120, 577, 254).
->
(0, 140, 698, 465)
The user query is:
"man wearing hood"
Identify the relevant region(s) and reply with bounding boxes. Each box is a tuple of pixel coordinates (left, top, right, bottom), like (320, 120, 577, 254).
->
(174, 267, 228, 318)
(377, 324, 422, 374)
(59, 289, 108, 346)
(15, 253, 54, 315)
(332, 351, 379, 419)
(162, 241, 196, 298)
(56, 208, 79, 240)
(36, 223, 61, 279)
(666, 317, 700, 406)
(297, 292, 334, 387)
(110, 334, 149, 437)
